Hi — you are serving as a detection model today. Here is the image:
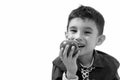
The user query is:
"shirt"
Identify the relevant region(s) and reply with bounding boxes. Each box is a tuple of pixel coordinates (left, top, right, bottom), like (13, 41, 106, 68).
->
(52, 50, 120, 80)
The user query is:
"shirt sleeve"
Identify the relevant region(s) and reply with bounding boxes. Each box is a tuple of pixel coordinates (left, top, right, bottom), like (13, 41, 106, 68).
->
(52, 64, 63, 80)
(112, 72, 120, 80)
(62, 72, 78, 80)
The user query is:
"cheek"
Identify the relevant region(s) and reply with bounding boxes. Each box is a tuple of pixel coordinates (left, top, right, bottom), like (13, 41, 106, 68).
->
(85, 36, 89, 40)
(85, 37, 97, 45)
(66, 33, 74, 39)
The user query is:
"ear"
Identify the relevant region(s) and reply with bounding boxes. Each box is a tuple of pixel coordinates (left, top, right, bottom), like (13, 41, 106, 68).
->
(65, 31, 68, 39)
(96, 35, 106, 46)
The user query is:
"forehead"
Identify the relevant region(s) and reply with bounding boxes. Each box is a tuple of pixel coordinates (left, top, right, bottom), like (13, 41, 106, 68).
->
(69, 18, 98, 31)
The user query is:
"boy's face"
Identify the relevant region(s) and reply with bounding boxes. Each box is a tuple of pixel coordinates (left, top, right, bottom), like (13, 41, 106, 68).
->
(65, 18, 105, 56)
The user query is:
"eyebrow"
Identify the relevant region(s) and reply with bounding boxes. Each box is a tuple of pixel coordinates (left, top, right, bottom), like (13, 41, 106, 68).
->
(84, 27, 93, 31)
(70, 26, 93, 31)
(69, 26, 77, 29)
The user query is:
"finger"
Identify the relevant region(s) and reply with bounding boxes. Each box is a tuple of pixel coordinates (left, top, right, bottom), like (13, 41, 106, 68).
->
(69, 46, 75, 58)
(59, 47, 64, 59)
(73, 50, 80, 59)
(63, 45, 69, 58)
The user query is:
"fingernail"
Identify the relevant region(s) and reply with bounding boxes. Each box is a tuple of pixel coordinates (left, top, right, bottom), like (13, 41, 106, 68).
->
(61, 47, 63, 50)
(72, 46, 75, 49)
(66, 45, 69, 47)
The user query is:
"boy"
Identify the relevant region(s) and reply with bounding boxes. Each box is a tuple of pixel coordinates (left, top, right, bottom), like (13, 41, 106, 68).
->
(52, 5, 120, 80)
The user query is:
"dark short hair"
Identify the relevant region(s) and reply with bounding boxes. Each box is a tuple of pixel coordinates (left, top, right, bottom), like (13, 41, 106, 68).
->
(67, 5, 105, 35)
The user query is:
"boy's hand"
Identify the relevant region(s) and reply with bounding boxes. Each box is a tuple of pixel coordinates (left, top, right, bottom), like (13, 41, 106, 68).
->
(59, 44, 80, 78)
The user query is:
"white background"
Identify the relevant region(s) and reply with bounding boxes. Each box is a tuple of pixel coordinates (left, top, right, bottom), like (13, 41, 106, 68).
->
(0, 0, 120, 80)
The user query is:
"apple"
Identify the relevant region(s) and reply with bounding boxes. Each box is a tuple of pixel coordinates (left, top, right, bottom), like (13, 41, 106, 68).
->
(60, 40, 78, 57)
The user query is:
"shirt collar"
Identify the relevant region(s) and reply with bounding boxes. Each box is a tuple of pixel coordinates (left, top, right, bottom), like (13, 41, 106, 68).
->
(92, 50, 104, 68)
(76, 50, 104, 68)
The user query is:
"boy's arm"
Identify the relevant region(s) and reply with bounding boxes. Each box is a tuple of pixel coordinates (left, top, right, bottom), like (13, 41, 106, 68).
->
(52, 64, 79, 80)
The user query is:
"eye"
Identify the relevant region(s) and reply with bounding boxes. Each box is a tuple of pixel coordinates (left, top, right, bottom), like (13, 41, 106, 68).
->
(70, 30, 77, 33)
(84, 31, 92, 34)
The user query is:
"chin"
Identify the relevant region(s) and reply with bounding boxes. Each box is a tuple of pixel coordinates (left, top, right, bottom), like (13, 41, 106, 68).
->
(77, 49, 93, 56)
(77, 50, 86, 56)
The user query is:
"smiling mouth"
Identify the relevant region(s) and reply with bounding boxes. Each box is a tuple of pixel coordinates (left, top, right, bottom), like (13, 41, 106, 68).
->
(78, 45, 85, 48)
(73, 40, 85, 48)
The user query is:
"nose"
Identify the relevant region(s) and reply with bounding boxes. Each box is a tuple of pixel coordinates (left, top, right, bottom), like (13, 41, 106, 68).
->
(74, 31, 83, 40)
(70, 32, 83, 41)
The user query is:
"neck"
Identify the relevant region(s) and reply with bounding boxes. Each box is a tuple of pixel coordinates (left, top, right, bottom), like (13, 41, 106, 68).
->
(78, 51, 94, 67)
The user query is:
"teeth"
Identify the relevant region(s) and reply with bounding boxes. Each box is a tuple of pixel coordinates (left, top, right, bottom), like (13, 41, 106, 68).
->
(78, 45, 85, 48)
(75, 41, 85, 48)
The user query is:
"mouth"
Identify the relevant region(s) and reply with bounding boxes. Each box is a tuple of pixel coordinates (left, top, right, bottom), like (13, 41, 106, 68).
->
(75, 41, 85, 48)
(78, 45, 85, 48)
